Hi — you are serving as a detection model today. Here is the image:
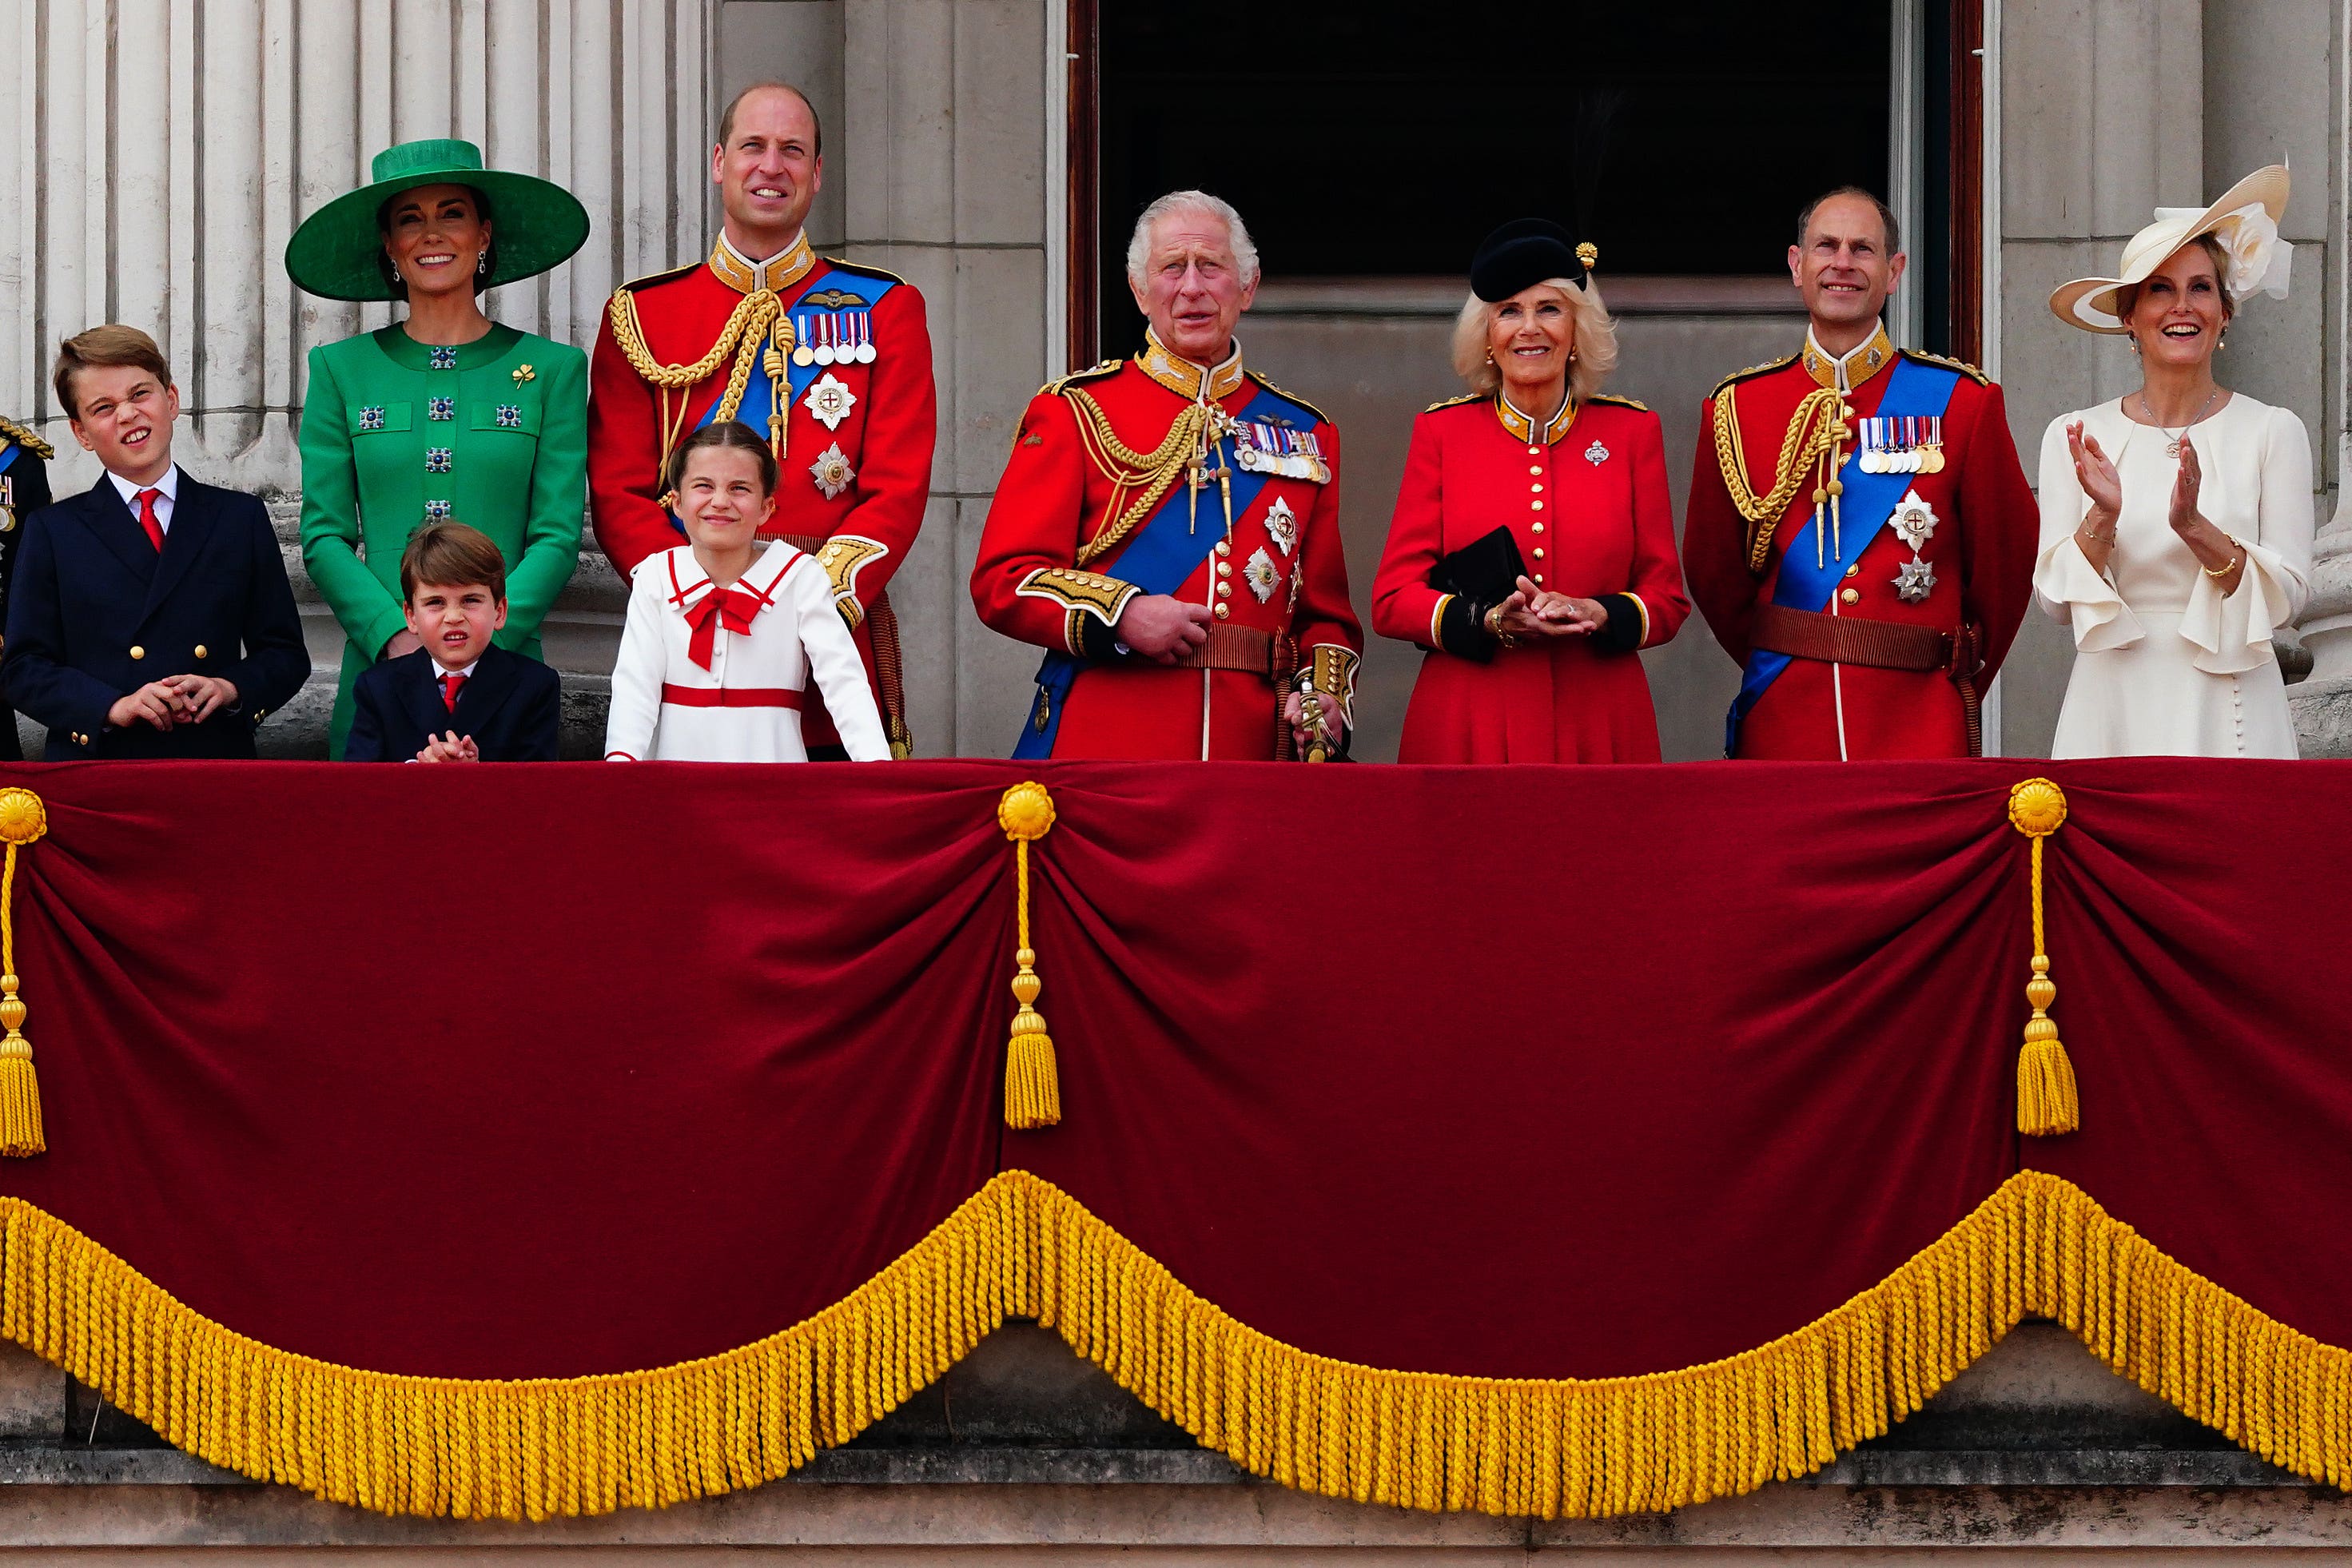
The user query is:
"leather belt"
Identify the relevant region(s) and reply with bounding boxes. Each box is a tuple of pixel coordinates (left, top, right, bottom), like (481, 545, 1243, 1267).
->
(1752, 603, 1984, 757)
(662, 684, 804, 709)
(1753, 603, 1953, 672)
(1168, 624, 1295, 679)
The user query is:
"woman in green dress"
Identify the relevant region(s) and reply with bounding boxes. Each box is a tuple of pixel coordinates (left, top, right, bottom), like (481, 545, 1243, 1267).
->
(288, 139, 591, 755)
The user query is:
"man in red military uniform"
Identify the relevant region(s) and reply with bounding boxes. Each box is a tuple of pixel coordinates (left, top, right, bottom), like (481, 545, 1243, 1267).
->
(1685, 186, 2036, 758)
(589, 82, 933, 756)
(972, 190, 1360, 761)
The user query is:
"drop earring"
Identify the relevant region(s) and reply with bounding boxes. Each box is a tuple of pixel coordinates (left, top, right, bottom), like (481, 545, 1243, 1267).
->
(477, 252, 491, 277)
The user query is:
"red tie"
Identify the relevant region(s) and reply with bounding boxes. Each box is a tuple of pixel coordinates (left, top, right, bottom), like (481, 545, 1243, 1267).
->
(440, 673, 467, 712)
(133, 488, 165, 552)
(681, 586, 764, 671)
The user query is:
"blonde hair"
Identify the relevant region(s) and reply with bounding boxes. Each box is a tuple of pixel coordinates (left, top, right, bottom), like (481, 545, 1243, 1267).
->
(1451, 280, 1617, 403)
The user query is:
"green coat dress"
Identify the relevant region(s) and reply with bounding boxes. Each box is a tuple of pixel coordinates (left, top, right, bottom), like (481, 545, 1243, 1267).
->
(299, 323, 587, 755)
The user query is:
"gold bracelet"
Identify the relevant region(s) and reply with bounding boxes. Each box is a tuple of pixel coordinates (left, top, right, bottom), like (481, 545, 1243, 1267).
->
(2203, 538, 2243, 579)
(1482, 603, 1521, 650)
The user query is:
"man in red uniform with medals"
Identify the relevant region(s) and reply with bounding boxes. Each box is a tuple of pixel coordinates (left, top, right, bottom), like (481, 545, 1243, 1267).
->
(972, 190, 1361, 761)
(1684, 187, 2036, 758)
(588, 82, 933, 756)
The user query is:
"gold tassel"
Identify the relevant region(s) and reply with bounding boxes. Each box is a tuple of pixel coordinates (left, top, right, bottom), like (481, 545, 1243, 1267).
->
(0, 788, 48, 1157)
(997, 782, 1061, 1130)
(2008, 778, 2079, 1136)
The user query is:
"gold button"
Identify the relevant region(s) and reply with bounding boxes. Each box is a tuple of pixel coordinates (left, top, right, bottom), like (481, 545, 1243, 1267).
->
(1531, 523, 1544, 534)
(193, 644, 208, 659)
(1213, 603, 1229, 620)
(1216, 562, 1232, 578)
(1527, 445, 1541, 456)
(1530, 483, 1544, 493)
(1216, 583, 1232, 599)
(1533, 547, 1546, 559)
(1528, 465, 1542, 476)
(1841, 587, 1861, 605)
(1844, 565, 1858, 579)
(1214, 540, 1232, 558)
(1531, 500, 1544, 511)
(129, 646, 145, 660)
(1533, 574, 1546, 585)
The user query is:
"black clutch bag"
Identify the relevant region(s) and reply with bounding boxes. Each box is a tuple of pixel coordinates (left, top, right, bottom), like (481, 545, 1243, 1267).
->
(1431, 525, 1529, 605)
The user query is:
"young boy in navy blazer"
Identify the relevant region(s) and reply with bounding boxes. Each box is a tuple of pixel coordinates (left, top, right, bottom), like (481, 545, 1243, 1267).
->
(4, 326, 308, 758)
(344, 522, 561, 762)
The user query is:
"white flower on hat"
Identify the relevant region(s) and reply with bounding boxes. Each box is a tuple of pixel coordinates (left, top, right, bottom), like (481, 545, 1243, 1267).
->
(2154, 201, 2293, 303)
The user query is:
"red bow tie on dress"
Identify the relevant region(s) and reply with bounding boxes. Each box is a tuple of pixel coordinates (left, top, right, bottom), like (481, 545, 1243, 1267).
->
(682, 584, 765, 671)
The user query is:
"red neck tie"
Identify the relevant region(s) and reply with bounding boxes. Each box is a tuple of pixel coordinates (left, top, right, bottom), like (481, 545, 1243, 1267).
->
(440, 672, 467, 712)
(133, 488, 165, 553)
(681, 585, 763, 671)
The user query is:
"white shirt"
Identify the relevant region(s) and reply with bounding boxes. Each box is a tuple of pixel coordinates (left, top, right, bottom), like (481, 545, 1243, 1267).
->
(429, 657, 481, 683)
(107, 464, 180, 535)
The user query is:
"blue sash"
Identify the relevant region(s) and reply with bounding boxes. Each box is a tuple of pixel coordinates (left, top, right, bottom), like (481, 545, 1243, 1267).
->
(1012, 381, 1311, 759)
(1724, 357, 1961, 755)
(0, 443, 21, 479)
(670, 263, 897, 536)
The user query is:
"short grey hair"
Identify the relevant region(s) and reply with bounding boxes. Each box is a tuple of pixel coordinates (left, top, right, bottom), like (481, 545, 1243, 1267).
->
(1450, 281, 1618, 404)
(1125, 190, 1261, 290)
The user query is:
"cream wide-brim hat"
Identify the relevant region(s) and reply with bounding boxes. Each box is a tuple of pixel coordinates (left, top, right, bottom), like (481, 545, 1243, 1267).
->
(2048, 164, 2292, 334)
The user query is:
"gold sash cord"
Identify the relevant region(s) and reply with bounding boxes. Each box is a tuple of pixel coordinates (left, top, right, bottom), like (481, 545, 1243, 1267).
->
(3, 1168, 2349, 1521)
(606, 288, 797, 475)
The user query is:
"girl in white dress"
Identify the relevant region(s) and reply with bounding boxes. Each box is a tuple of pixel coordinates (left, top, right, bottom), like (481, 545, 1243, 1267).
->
(604, 421, 889, 762)
(2038, 165, 2314, 759)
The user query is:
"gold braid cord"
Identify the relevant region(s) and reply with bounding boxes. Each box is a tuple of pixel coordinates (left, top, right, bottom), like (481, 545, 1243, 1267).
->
(1064, 388, 1208, 567)
(9, 1168, 2352, 1520)
(2009, 778, 2080, 1136)
(606, 287, 791, 472)
(1713, 381, 1846, 573)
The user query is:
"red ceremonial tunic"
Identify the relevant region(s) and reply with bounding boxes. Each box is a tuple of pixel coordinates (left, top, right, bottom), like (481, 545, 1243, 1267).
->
(587, 231, 936, 751)
(1371, 393, 1689, 763)
(969, 337, 1362, 760)
(1682, 327, 2037, 759)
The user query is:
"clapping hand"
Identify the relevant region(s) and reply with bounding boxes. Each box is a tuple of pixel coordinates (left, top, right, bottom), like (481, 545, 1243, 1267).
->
(2169, 436, 2207, 539)
(2066, 420, 2122, 524)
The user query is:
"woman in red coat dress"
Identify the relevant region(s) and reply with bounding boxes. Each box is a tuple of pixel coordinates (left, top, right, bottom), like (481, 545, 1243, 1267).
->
(1371, 220, 1689, 762)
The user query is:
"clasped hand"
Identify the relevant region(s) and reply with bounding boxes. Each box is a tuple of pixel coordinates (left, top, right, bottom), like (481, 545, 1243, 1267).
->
(1493, 575, 1607, 640)
(106, 674, 239, 732)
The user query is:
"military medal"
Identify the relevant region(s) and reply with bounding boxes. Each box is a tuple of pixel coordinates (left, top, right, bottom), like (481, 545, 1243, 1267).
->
(813, 317, 836, 366)
(1890, 490, 1938, 550)
(792, 313, 816, 368)
(1245, 547, 1279, 603)
(809, 441, 856, 499)
(1893, 555, 1937, 603)
(853, 311, 878, 364)
(804, 372, 857, 432)
(1263, 495, 1298, 556)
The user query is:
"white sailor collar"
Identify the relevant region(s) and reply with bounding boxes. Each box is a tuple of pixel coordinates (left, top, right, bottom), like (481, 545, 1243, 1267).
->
(663, 540, 801, 613)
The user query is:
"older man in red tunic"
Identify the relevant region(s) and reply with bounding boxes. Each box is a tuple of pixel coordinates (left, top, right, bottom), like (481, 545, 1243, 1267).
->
(588, 82, 934, 756)
(1684, 187, 2036, 758)
(972, 190, 1360, 761)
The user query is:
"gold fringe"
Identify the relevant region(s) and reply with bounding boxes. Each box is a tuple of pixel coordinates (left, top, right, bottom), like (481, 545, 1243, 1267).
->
(997, 782, 1061, 1130)
(2008, 778, 2080, 1136)
(6, 1169, 2349, 1520)
(0, 787, 49, 1158)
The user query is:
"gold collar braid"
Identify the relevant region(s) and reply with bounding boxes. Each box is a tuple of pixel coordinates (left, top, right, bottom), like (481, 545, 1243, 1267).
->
(1136, 329, 1246, 403)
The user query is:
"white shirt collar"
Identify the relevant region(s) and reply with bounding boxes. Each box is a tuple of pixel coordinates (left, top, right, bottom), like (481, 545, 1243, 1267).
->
(106, 464, 179, 507)
(428, 657, 480, 683)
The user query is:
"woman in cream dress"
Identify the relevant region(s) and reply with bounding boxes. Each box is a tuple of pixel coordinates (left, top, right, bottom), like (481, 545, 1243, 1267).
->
(2038, 165, 2314, 758)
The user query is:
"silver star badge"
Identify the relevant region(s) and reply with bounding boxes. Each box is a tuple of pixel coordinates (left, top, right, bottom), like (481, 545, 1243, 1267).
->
(1890, 490, 1939, 550)
(1585, 440, 1610, 464)
(1244, 547, 1279, 603)
(1893, 555, 1938, 603)
(1263, 495, 1298, 555)
(803, 372, 857, 432)
(809, 443, 857, 499)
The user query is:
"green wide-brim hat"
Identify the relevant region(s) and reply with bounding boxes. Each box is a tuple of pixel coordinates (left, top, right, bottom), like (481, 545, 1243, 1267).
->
(285, 138, 591, 303)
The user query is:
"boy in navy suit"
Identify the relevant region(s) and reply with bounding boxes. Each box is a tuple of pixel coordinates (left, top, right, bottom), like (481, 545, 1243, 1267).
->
(344, 522, 561, 762)
(4, 326, 308, 758)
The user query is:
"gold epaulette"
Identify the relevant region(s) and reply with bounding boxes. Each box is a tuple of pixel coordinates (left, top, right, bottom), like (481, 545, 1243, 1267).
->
(1710, 352, 1801, 400)
(1900, 347, 1992, 385)
(1244, 369, 1330, 426)
(1423, 392, 1485, 414)
(1587, 392, 1649, 412)
(1043, 360, 1123, 398)
(0, 417, 53, 460)
(821, 256, 911, 289)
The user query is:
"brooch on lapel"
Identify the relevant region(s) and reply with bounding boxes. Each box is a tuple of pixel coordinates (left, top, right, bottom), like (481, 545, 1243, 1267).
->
(1585, 440, 1610, 465)
(511, 364, 535, 387)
